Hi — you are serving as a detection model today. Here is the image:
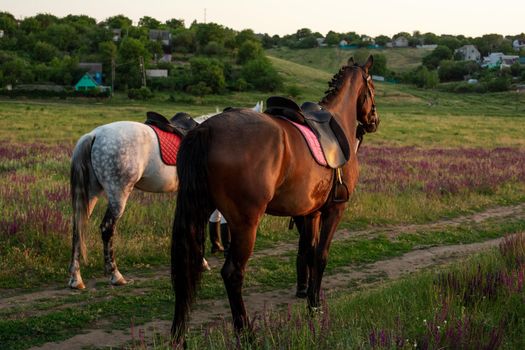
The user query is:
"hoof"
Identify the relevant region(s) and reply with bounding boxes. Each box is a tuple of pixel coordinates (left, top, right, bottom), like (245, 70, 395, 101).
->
(295, 288, 307, 299)
(69, 279, 86, 290)
(111, 277, 128, 286)
(202, 258, 211, 271)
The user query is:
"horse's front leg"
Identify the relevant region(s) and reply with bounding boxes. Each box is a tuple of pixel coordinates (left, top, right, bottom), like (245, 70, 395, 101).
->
(295, 213, 321, 298)
(307, 205, 345, 310)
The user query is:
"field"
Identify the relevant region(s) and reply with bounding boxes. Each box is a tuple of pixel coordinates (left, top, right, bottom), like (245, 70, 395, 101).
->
(1, 55, 525, 349)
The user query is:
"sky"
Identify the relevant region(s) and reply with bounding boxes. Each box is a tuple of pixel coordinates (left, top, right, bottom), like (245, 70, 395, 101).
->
(1, 0, 524, 38)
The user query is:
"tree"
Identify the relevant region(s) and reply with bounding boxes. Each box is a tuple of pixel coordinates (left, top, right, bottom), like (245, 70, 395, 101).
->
(32, 41, 59, 63)
(139, 16, 161, 29)
(237, 40, 264, 64)
(241, 57, 283, 91)
(165, 18, 184, 30)
(422, 45, 452, 69)
(0, 12, 17, 36)
(325, 31, 341, 46)
(117, 37, 149, 89)
(235, 29, 259, 47)
(189, 57, 225, 93)
(374, 35, 391, 46)
(171, 28, 196, 53)
(104, 15, 132, 29)
(44, 23, 78, 52)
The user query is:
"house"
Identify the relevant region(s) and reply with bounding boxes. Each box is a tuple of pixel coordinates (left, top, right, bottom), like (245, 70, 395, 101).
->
(513, 39, 525, 52)
(0, 30, 4, 38)
(78, 63, 103, 84)
(392, 36, 409, 48)
(482, 52, 519, 68)
(455, 45, 481, 62)
(112, 29, 122, 42)
(74, 73, 110, 92)
(149, 29, 171, 46)
(339, 39, 348, 48)
(145, 69, 168, 78)
(316, 37, 327, 47)
(519, 57, 525, 65)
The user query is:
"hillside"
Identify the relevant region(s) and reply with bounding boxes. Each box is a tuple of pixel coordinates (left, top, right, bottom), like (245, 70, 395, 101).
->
(267, 46, 433, 74)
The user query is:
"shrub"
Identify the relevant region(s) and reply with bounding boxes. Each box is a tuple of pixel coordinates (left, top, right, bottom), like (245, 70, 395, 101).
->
(241, 57, 283, 92)
(127, 86, 154, 100)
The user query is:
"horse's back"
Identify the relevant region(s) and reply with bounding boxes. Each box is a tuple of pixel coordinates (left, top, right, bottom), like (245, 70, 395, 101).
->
(202, 109, 333, 216)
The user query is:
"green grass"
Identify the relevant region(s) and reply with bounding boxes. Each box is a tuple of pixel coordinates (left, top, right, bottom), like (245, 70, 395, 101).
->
(267, 46, 434, 73)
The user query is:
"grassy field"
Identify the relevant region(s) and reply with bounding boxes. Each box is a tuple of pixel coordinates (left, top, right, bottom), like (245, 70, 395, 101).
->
(267, 46, 434, 74)
(1, 55, 525, 349)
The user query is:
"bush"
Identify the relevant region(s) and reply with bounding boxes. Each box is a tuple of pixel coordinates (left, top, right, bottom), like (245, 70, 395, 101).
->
(241, 57, 283, 92)
(127, 86, 154, 100)
(404, 66, 439, 89)
(189, 57, 225, 93)
(485, 77, 510, 92)
(286, 84, 302, 99)
(186, 81, 212, 96)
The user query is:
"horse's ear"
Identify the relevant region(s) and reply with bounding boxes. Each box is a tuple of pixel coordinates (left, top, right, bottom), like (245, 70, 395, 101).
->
(347, 57, 355, 66)
(363, 55, 374, 73)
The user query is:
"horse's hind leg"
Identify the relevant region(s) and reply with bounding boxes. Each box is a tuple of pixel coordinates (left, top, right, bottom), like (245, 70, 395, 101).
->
(69, 190, 101, 289)
(101, 188, 133, 286)
(221, 217, 260, 332)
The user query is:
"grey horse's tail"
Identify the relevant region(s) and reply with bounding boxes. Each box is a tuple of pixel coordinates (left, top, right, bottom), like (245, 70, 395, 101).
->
(70, 133, 96, 263)
(171, 126, 214, 341)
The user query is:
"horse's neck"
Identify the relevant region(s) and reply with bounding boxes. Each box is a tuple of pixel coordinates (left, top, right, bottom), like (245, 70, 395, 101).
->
(325, 79, 361, 146)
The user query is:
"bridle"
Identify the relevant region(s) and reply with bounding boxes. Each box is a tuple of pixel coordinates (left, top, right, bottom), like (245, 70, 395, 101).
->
(355, 67, 378, 152)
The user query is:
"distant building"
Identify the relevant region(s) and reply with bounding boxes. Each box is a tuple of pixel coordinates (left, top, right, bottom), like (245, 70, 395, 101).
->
(74, 73, 110, 92)
(482, 52, 519, 68)
(339, 39, 348, 47)
(146, 69, 168, 78)
(0, 30, 4, 38)
(78, 62, 103, 84)
(149, 29, 171, 46)
(416, 44, 438, 49)
(112, 29, 122, 42)
(455, 45, 481, 62)
(392, 36, 409, 48)
(513, 39, 525, 52)
(316, 37, 327, 47)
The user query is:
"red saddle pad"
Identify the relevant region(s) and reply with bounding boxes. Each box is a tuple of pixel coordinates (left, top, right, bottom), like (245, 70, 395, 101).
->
(149, 125, 182, 165)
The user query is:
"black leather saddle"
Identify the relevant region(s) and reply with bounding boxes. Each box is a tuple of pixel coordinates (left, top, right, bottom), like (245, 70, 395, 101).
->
(145, 111, 198, 137)
(265, 96, 350, 168)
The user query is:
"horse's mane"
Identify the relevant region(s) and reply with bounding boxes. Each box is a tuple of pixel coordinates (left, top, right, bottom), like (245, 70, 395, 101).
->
(320, 62, 359, 106)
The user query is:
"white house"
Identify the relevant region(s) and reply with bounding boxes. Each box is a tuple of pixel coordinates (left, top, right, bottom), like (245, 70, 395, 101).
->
(513, 39, 525, 52)
(339, 39, 348, 47)
(146, 69, 168, 78)
(392, 36, 409, 48)
(455, 45, 481, 62)
(482, 52, 519, 68)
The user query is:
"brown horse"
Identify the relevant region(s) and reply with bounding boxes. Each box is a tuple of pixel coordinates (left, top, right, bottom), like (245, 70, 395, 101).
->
(170, 56, 379, 341)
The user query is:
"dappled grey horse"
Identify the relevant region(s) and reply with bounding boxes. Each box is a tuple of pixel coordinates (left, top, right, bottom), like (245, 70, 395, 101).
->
(68, 103, 262, 289)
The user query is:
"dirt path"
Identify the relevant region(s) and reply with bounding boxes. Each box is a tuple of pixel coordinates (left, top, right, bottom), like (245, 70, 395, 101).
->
(29, 236, 507, 350)
(4, 203, 523, 311)
(6, 203, 521, 349)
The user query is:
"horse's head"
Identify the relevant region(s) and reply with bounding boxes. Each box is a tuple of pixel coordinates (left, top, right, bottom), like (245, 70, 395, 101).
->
(352, 56, 380, 133)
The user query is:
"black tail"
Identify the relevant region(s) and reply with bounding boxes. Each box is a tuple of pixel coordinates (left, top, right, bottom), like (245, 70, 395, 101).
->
(171, 126, 214, 341)
(70, 134, 95, 264)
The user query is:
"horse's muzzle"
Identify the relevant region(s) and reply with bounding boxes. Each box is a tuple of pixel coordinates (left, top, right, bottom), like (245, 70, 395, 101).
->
(364, 114, 380, 133)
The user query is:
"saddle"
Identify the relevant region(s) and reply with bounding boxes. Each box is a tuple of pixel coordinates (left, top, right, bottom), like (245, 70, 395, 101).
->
(265, 96, 350, 169)
(145, 111, 198, 137)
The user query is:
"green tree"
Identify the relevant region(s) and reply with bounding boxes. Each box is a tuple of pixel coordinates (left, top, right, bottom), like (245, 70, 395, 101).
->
(171, 28, 196, 53)
(104, 15, 132, 29)
(0, 12, 17, 36)
(237, 40, 264, 64)
(422, 45, 453, 69)
(165, 18, 184, 30)
(325, 31, 341, 46)
(117, 37, 149, 89)
(374, 35, 391, 46)
(235, 29, 259, 47)
(241, 57, 282, 91)
(32, 41, 59, 63)
(189, 57, 225, 93)
(139, 16, 161, 29)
